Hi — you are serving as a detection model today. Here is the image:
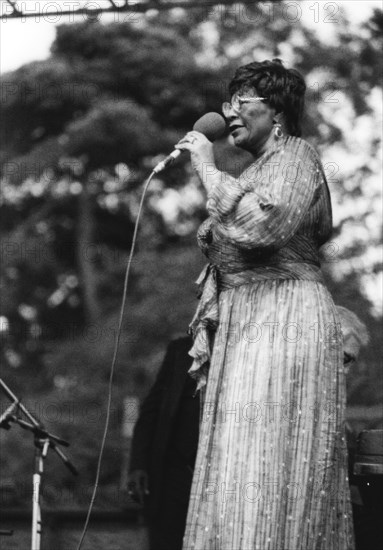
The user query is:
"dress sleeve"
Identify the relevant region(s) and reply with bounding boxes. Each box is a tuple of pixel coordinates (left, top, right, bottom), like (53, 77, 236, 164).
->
(206, 138, 322, 250)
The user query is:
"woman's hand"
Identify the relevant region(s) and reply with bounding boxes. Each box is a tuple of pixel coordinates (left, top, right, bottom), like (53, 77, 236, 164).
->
(127, 469, 149, 506)
(175, 131, 218, 191)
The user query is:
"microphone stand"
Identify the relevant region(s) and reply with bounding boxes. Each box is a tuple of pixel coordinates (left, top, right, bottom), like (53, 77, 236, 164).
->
(0, 378, 78, 550)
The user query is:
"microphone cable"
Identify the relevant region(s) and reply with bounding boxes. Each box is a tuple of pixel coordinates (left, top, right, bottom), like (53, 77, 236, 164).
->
(76, 169, 156, 550)
(75, 111, 226, 548)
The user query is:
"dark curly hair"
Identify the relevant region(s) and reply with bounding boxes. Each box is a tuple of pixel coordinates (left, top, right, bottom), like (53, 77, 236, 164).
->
(228, 59, 306, 137)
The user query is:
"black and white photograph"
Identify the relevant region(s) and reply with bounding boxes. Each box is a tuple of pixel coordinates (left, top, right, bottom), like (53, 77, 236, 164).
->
(0, 1, 382, 549)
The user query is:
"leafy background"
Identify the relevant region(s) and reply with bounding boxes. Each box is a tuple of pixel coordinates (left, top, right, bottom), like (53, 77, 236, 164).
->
(0, 0, 382, 508)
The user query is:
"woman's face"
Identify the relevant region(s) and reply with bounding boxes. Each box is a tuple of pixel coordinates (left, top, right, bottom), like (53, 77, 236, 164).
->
(224, 90, 276, 154)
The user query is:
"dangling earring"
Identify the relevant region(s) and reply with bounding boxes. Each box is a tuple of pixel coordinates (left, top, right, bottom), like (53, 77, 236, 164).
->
(274, 122, 283, 139)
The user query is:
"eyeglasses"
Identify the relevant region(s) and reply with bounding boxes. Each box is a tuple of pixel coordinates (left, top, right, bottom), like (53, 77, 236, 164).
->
(222, 95, 266, 117)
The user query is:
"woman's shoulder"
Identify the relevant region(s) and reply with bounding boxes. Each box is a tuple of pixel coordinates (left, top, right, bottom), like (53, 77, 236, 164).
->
(242, 137, 322, 187)
(282, 136, 320, 163)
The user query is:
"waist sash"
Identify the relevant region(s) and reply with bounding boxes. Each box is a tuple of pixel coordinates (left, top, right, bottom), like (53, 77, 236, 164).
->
(187, 262, 324, 391)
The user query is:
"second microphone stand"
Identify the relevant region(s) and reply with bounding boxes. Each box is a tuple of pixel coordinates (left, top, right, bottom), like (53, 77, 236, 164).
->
(0, 378, 78, 550)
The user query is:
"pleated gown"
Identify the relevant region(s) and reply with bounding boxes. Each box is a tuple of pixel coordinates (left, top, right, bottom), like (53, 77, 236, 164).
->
(183, 137, 354, 550)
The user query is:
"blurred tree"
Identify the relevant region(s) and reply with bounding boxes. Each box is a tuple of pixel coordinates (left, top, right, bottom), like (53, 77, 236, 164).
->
(0, 1, 381, 501)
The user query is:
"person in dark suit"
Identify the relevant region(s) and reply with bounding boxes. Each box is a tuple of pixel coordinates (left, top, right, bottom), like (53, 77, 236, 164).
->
(128, 335, 199, 550)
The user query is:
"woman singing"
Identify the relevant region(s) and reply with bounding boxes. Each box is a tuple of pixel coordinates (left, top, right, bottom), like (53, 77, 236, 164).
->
(175, 59, 354, 550)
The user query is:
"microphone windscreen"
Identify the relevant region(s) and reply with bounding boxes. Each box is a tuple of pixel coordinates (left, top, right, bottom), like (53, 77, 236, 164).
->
(193, 112, 226, 141)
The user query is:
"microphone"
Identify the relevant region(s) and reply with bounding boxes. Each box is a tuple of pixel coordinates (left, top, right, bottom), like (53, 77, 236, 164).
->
(153, 112, 226, 174)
